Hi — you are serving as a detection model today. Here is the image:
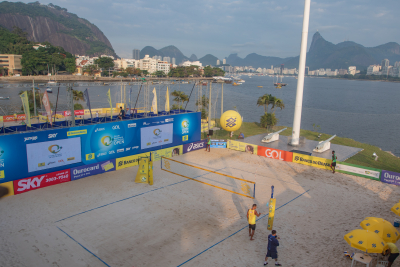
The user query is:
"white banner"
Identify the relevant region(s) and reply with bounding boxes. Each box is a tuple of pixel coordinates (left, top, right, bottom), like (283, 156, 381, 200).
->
(140, 123, 173, 149)
(336, 163, 380, 179)
(26, 137, 82, 172)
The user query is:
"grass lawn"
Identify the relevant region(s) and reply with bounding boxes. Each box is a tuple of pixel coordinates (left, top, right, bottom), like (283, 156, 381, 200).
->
(203, 122, 400, 173)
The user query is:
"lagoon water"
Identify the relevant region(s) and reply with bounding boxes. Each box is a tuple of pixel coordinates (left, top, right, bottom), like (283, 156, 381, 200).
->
(1, 76, 399, 157)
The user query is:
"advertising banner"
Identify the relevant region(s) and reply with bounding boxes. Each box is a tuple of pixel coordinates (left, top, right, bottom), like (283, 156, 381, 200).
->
(0, 112, 201, 183)
(13, 169, 70, 195)
(135, 157, 149, 183)
(381, 170, 400, 185)
(292, 153, 332, 170)
(152, 145, 183, 161)
(19, 91, 31, 127)
(210, 139, 227, 148)
(257, 146, 293, 162)
(64, 110, 84, 116)
(183, 140, 207, 153)
(141, 123, 173, 149)
(0, 181, 14, 197)
(26, 137, 82, 172)
(71, 159, 116, 181)
(116, 152, 150, 170)
(336, 162, 381, 181)
(227, 140, 258, 155)
(42, 91, 52, 125)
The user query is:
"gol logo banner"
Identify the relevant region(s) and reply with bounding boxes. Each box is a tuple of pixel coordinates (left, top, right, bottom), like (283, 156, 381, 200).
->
(292, 153, 332, 170)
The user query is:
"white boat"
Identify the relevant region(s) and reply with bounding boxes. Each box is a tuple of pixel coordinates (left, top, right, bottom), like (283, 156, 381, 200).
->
(238, 79, 245, 83)
(48, 81, 57, 85)
(46, 88, 53, 93)
(0, 96, 10, 100)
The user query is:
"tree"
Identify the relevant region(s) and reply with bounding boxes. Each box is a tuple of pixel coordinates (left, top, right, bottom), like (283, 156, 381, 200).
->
(203, 66, 225, 77)
(94, 57, 114, 69)
(270, 97, 285, 114)
(83, 64, 98, 75)
(64, 58, 76, 73)
(72, 90, 84, 102)
(153, 70, 166, 77)
(257, 94, 272, 113)
(260, 113, 278, 128)
(125, 67, 134, 75)
(171, 90, 189, 110)
(195, 95, 209, 119)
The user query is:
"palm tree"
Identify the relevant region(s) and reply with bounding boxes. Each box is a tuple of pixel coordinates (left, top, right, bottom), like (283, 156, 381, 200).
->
(171, 90, 189, 110)
(257, 94, 272, 113)
(271, 97, 285, 114)
(72, 90, 85, 102)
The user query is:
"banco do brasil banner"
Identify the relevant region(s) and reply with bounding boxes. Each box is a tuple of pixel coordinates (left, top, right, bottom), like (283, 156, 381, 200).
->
(292, 153, 332, 170)
(0, 112, 201, 182)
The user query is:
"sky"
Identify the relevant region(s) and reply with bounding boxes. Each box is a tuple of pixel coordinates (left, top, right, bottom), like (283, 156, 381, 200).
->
(8, 0, 400, 60)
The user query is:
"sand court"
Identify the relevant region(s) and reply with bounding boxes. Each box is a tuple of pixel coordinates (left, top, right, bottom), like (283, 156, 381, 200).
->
(0, 148, 399, 267)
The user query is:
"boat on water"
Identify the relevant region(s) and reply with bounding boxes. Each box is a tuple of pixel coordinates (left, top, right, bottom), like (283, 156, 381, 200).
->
(0, 96, 10, 100)
(238, 79, 245, 83)
(257, 86, 263, 88)
(232, 82, 239, 86)
(274, 75, 287, 88)
(46, 88, 53, 93)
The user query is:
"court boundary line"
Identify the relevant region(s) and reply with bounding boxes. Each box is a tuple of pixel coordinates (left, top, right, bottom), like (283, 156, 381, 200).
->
(176, 189, 311, 267)
(57, 226, 111, 267)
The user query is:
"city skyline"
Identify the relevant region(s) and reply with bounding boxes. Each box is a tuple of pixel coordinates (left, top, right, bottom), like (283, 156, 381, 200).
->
(5, 0, 400, 60)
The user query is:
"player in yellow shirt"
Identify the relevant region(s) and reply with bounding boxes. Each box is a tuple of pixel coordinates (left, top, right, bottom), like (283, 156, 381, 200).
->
(386, 242, 399, 267)
(247, 204, 261, 240)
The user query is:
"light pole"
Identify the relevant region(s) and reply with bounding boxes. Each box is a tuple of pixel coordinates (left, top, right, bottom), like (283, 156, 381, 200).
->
(290, 0, 311, 146)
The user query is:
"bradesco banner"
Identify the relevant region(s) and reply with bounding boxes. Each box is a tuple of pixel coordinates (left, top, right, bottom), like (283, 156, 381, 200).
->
(292, 153, 331, 170)
(183, 140, 207, 153)
(116, 152, 150, 170)
(227, 140, 258, 155)
(71, 159, 116, 181)
(0, 112, 200, 183)
(381, 170, 400, 185)
(13, 169, 70, 195)
(210, 139, 227, 148)
(257, 146, 293, 162)
(336, 162, 381, 181)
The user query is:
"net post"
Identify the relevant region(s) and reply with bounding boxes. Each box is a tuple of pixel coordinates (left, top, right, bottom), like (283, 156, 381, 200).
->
(161, 156, 162, 169)
(253, 183, 256, 199)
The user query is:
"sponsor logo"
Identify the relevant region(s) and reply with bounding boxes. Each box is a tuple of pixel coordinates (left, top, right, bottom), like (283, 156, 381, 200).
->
(0, 170, 4, 179)
(48, 133, 58, 138)
(67, 157, 75, 161)
(117, 148, 124, 153)
(24, 136, 38, 142)
(182, 120, 189, 134)
(86, 153, 95, 160)
(101, 136, 113, 146)
(132, 146, 139, 149)
(128, 123, 136, 128)
(147, 142, 151, 146)
(112, 125, 120, 130)
(97, 152, 107, 158)
(153, 129, 162, 136)
(265, 149, 284, 161)
(187, 142, 204, 152)
(67, 130, 87, 136)
(225, 117, 237, 128)
(109, 150, 115, 154)
(48, 145, 62, 154)
(164, 139, 169, 142)
(113, 135, 124, 145)
(165, 118, 173, 122)
(58, 159, 64, 163)
(143, 122, 150, 126)
(0, 159, 4, 168)
(47, 161, 56, 165)
(95, 128, 105, 132)
(73, 164, 100, 176)
(126, 147, 131, 151)
(152, 121, 160, 124)
(17, 176, 45, 191)
(384, 172, 400, 180)
(38, 162, 45, 167)
(182, 135, 189, 141)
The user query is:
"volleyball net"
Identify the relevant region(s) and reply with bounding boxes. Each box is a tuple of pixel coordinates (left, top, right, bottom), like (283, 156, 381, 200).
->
(161, 157, 255, 199)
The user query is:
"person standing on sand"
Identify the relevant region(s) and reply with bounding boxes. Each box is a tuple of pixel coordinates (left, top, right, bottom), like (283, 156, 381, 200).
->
(206, 134, 211, 152)
(247, 204, 261, 240)
(331, 151, 337, 174)
(264, 230, 281, 266)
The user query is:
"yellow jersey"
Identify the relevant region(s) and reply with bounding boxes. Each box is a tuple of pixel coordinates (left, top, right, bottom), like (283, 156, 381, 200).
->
(388, 243, 399, 253)
(248, 209, 256, 224)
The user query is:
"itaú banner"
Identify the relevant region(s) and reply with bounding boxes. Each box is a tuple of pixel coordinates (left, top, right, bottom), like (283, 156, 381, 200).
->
(257, 146, 293, 162)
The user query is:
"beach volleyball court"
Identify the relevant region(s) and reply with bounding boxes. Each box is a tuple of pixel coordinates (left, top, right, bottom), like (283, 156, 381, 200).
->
(0, 148, 399, 267)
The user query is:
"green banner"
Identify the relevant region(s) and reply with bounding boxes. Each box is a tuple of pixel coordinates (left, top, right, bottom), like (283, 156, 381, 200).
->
(19, 91, 31, 127)
(336, 161, 381, 180)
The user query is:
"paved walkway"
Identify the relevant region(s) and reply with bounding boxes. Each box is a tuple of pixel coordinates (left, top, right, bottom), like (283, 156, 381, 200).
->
(243, 134, 363, 161)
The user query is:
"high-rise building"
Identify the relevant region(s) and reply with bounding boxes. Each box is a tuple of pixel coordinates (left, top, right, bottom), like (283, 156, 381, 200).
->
(163, 57, 171, 63)
(217, 59, 220, 65)
(172, 58, 176, 65)
(223, 58, 226, 64)
(280, 64, 284, 75)
(132, 49, 140, 60)
(381, 59, 389, 68)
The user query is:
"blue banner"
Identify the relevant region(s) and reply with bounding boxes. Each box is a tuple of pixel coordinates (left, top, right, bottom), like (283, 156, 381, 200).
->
(0, 112, 201, 182)
(71, 159, 116, 181)
(381, 170, 400, 186)
(210, 139, 227, 148)
(183, 140, 207, 153)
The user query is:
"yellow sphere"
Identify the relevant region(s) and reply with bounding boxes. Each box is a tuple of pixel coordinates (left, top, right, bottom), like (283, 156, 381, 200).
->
(220, 110, 242, 132)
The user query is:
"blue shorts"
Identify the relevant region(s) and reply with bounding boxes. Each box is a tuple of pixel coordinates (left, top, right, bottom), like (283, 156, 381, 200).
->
(266, 250, 278, 259)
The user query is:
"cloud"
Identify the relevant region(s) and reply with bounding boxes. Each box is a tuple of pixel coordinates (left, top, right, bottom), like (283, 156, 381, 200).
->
(231, 42, 255, 48)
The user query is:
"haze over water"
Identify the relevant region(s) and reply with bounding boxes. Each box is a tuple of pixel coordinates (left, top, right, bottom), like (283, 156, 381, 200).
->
(1, 76, 399, 157)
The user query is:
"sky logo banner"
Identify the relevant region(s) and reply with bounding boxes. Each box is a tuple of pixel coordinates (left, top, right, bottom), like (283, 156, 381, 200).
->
(13, 169, 70, 195)
(71, 159, 116, 181)
(183, 140, 206, 153)
(381, 170, 400, 186)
